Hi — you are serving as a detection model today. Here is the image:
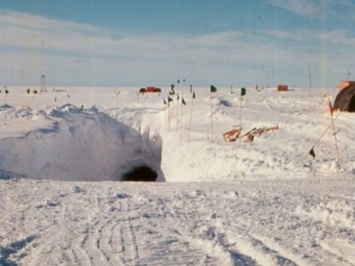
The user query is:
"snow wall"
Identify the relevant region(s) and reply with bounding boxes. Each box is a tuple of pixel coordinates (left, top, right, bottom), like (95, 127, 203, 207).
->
(0, 105, 164, 181)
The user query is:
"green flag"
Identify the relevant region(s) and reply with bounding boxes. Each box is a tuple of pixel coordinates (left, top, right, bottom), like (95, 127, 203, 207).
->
(192, 91, 196, 99)
(309, 147, 316, 158)
(163, 99, 167, 105)
(177, 93, 180, 101)
(182, 97, 186, 105)
(241, 87, 246, 96)
(168, 96, 173, 102)
(210, 85, 217, 93)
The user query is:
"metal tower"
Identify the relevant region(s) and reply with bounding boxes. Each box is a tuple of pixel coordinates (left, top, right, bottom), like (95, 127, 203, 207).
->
(41, 74, 46, 92)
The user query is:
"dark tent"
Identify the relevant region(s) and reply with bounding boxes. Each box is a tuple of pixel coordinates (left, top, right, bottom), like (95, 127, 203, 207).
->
(210, 85, 217, 93)
(333, 85, 355, 112)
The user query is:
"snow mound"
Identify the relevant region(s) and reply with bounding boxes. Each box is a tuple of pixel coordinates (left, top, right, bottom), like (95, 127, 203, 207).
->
(0, 104, 163, 181)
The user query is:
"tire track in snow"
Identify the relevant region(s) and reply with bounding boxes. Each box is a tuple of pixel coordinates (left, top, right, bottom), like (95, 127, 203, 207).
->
(91, 192, 116, 265)
(163, 197, 229, 265)
(74, 191, 123, 266)
(319, 240, 355, 266)
(66, 191, 111, 266)
(3, 183, 79, 266)
(117, 200, 140, 265)
(139, 222, 229, 265)
(97, 218, 123, 266)
(79, 224, 97, 266)
(196, 188, 312, 266)
(186, 210, 261, 266)
(65, 226, 95, 266)
(248, 235, 299, 266)
(58, 181, 355, 265)
(92, 198, 141, 266)
(77, 193, 143, 266)
(216, 179, 354, 266)
(105, 222, 124, 265)
(216, 224, 310, 266)
(53, 187, 96, 266)
(82, 219, 113, 266)
(133, 194, 237, 265)
(106, 190, 222, 265)
(65, 249, 81, 266)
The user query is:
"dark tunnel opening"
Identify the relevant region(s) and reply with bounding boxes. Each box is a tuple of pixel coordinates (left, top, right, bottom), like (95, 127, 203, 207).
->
(122, 165, 158, 182)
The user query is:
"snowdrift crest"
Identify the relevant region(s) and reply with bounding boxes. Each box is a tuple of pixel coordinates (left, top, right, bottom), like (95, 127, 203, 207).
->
(0, 104, 163, 181)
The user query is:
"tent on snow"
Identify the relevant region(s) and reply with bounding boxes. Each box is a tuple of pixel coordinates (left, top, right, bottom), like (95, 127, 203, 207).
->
(333, 84, 355, 112)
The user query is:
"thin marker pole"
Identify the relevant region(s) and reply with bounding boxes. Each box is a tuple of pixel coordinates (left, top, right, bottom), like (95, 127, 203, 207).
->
(239, 92, 243, 148)
(188, 92, 195, 142)
(210, 90, 214, 142)
(302, 113, 340, 163)
(327, 92, 340, 165)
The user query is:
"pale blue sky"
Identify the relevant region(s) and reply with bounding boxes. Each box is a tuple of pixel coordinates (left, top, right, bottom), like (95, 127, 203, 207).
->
(0, 0, 354, 88)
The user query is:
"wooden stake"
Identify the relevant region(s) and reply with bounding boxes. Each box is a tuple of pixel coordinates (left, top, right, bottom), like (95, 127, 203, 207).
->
(168, 100, 171, 131)
(188, 93, 194, 142)
(327, 93, 340, 165)
(239, 93, 243, 148)
(164, 102, 168, 129)
(180, 97, 184, 141)
(302, 113, 340, 163)
(176, 94, 179, 130)
(210, 90, 214, 142)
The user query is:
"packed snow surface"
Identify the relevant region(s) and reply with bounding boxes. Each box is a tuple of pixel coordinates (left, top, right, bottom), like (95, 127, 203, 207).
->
(0, 86, 354, 265)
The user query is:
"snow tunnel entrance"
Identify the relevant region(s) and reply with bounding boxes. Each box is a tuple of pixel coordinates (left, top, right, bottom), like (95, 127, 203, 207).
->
(0, 105, 165, 182)
(348, 95, 355, 112)
(122, 165, 158, 182)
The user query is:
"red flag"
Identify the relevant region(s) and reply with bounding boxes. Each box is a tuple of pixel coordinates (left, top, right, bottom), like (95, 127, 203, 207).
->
(328, 99, 334, 116)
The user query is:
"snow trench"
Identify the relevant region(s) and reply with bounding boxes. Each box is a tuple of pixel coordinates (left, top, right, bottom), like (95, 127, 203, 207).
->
(0, 105, 164, 181)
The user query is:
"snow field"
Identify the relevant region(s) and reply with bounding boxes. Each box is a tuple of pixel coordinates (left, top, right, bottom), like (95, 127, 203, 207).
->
(1, 178, 354, 265)
(0, 86, 354, 265)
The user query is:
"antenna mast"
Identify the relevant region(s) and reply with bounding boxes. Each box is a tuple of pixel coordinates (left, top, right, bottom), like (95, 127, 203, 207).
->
(41, 74, 47, 93)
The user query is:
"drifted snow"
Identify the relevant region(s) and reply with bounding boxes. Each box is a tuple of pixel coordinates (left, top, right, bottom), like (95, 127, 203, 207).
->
(0, 104, 163, 181)
(0, 87, 354, 265)
(1, 178, 354, 266)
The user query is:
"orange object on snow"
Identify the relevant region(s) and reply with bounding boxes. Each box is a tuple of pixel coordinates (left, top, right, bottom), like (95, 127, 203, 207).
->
(277, 85, 288, 91)
(245, 134, 254, 143)
(223, 128, 242, 142)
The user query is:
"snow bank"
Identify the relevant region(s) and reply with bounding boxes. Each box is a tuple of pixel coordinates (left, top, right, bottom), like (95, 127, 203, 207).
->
(0, 104, 163, 181)
(0, 87, 354, 265)
(0, 87, 354, 182)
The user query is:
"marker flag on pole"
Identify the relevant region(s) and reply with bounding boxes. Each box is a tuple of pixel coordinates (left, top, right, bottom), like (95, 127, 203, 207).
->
(241, 87, 246, 96)
(328, 99, 334, 116)
(192, 91, 196, 99)
(309, 147, 316, 158)
(182, 97, 186, 105)
(177, 93, 180, 101)
(210, 85, 217, 93)
(168, 96, 173, 102)
(163, 99, 167, 105)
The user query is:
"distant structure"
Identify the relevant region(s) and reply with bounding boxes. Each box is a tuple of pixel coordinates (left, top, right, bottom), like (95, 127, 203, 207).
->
(277, 84, 288, 91)
(139, 86, 161, 93)
(338, 80, 355, 91)
(334, 84, 355, 112)
(41, 74, 47, 93)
